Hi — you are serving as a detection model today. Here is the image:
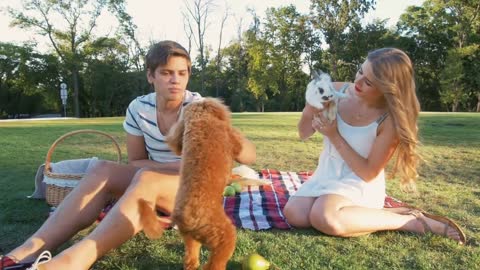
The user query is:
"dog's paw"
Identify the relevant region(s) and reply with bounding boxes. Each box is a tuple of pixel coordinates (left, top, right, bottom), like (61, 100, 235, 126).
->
(139, 199, 166, 239)
(183, 259, 200, 270)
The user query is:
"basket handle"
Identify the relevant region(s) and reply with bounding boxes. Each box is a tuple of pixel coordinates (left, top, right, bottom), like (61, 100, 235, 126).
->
(44, 129, 122, 174)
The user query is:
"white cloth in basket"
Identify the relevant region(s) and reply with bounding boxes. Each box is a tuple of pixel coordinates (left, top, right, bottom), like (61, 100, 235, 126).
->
(29, 157, 98, 199)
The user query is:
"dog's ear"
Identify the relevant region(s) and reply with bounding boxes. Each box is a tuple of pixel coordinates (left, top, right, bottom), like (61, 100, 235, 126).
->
(166, 117, 185, 155)
(204, 98, 230, 122)
(229, 127, 244, 159)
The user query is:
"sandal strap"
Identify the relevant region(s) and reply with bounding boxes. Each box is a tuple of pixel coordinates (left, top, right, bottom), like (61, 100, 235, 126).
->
(408, 210, 434, 234)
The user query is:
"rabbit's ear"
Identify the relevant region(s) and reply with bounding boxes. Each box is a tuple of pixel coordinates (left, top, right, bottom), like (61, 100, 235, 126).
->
(334, 83, 349, 98)
(312, 70, 320, 79)
(330, 85, 337, 93)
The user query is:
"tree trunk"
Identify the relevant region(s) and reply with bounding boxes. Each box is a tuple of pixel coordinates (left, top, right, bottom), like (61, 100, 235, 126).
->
(477, 93, 480, 112)
(452, 101, 458, 112)
(72, 70, 80, 118)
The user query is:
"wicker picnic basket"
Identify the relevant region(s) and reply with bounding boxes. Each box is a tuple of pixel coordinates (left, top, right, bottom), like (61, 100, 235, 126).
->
(43, 129, 122, 206)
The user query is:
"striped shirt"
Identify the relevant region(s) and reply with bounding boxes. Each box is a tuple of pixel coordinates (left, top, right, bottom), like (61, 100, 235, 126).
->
(123, 90, 202, 163)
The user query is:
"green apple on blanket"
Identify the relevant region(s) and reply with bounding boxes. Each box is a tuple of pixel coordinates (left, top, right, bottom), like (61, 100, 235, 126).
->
(223, 165, 272, 196)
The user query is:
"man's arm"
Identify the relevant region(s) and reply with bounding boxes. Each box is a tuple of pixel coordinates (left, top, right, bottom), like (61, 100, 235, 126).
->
(126, 133, 181, 173)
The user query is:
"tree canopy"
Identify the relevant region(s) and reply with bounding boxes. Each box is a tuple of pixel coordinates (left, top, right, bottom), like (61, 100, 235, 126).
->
(1, 0, 479, 118)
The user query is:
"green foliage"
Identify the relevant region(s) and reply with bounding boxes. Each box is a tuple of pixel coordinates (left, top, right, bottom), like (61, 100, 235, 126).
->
(82, 37, 148, 117)
(398, 0, 480, 111)
(309, 0, 376, 77)
(0, 42, 61, 117)
(3, 0, 480, 114)
(439, 49, 465, 112)
(7, 0, 140, 117)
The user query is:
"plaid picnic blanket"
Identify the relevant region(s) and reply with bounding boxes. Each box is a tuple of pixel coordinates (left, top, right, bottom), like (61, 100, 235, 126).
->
(223, 169, 407, 230)
(77, 169, 407, 230)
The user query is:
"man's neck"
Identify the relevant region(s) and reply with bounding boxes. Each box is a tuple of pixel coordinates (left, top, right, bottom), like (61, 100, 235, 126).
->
(157, 96, 182, 114)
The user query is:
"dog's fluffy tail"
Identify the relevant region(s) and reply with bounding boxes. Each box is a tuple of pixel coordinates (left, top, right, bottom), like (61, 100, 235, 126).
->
(139, 199, 167, 239)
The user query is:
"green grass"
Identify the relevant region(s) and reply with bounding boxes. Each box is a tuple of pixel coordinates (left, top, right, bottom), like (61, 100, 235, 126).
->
(0, 112, 479, 269)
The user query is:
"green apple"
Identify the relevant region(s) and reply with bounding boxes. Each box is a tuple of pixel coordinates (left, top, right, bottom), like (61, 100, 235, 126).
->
(230, 182, 242, 193)
(242, 253, 270, 270)
(223, 186, 236, 197)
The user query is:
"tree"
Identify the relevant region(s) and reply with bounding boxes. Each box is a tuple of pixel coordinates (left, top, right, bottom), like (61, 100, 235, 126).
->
(108, 0, 146, 72)
(218, 17, 254, 112)
(261, 5, 311, 111)
(336, 19, 406, 80)
(439, 49, 465, 111)
(219, 42, 249, 111)
(398, 0, 480, 111)
(183, 0, 216, 94)
(82, 37, 143, 117)
(0, 42, 61, 117)
(309, 0, 376, 78)
(214, 6, 230, 97)
(242, 8, 272, 112)
(8, 0, 122, 117)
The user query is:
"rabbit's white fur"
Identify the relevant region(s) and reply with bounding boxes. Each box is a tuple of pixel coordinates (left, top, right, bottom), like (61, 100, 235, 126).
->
(305, 70, 347, 122)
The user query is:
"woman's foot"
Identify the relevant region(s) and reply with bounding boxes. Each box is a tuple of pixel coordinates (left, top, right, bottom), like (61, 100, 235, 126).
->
(408, 210, 466, 244)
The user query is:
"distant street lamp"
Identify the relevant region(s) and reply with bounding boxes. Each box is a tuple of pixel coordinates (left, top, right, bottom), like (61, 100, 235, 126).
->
(60, 83, 68, 117)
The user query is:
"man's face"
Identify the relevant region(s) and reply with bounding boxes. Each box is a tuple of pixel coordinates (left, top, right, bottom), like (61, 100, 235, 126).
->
(147, 56, 190, 102)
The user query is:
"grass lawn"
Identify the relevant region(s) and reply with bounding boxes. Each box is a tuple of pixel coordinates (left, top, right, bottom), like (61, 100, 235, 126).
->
(0, 112, 479, 269)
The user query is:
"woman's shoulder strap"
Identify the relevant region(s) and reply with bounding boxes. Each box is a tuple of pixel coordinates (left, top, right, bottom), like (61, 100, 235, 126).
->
(376, 112, 389, 125)
(338, 83, 349, 93)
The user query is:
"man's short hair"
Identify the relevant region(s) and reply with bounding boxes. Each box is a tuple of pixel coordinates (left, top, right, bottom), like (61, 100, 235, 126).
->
(145, 40, 191, 74)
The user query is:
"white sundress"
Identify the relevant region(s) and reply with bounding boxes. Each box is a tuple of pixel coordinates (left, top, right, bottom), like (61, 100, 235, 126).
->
(293, 112, 388, 209)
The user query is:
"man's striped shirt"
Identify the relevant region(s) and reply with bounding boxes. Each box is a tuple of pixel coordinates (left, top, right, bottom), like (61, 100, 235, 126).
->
(123, 90, 202, 163)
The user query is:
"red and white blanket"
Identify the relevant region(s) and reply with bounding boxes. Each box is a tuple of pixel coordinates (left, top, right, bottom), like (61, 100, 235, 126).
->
(223, 169, 407, 230)
(88, 169, 407, 231)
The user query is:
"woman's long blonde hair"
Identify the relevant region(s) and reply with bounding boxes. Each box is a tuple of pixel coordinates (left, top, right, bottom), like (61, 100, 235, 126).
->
(368, 48, 421, 191)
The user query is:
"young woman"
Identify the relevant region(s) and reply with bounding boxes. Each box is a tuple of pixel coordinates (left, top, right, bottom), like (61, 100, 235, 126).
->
(283, 48, 466, 244)
(0, 41, 256, 270)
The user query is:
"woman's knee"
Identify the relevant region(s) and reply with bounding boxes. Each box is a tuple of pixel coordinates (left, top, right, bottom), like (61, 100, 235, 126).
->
(283, 200, 311, 228)
(309, 210, 346, 236)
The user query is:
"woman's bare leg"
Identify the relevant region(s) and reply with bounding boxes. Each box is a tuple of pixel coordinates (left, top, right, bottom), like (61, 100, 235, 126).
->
(283, 197, 316, 228)
(6, 161, 139, 263)
(309, 194, 463, 241)
(38, 169, 180, 270)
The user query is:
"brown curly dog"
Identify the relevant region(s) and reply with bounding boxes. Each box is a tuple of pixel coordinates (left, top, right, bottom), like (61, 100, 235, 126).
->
(139, 98, 244, 270)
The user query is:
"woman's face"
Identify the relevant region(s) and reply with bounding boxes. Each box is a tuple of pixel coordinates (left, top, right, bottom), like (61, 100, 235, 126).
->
(147, 56, 190, 102)
(354, 60, 384, 102)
